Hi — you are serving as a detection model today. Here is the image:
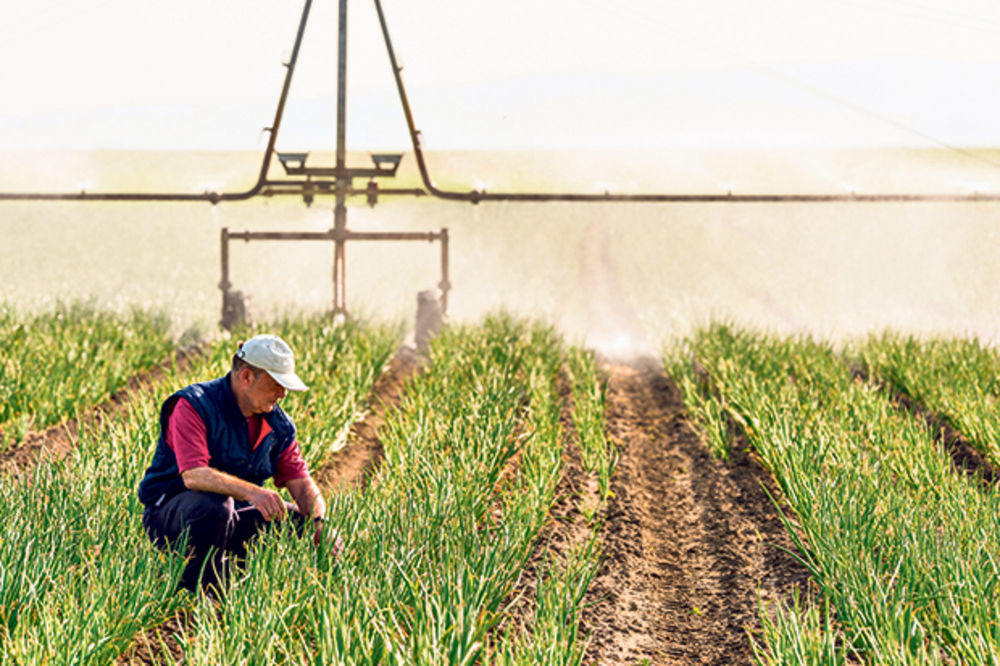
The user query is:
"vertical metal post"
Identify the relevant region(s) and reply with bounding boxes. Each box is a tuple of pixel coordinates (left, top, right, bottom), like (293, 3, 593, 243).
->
(332, 0, 349, 316)
(336, 0, 347, 173)
(333, 207, 347, 315)
(219, 226, 231, 308)
(439, 228, 450, 316)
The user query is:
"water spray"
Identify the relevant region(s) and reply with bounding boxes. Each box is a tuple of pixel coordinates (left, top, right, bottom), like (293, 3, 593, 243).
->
(1, 0, 1000, 328)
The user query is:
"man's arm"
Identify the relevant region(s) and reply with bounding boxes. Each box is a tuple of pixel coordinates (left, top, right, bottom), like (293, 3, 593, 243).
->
(285, 475, 336, 551)
(167, 399, 294, 518)
(283, 475, 325, 521)
(181, 466, 288, 521)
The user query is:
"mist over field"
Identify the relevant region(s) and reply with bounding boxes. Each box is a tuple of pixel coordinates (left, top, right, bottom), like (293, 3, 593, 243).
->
(2, 148, 999, 351)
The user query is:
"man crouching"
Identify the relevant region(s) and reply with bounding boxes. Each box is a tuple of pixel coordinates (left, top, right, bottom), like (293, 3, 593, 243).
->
(138, 333, 336, 594)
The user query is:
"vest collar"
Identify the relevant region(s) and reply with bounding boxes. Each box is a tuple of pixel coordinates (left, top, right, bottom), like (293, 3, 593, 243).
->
(220, 372, 250, 423)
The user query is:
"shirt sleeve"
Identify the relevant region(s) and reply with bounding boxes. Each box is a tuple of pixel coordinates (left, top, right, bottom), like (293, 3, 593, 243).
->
(166, 397, 211, 473)
(273, 439, 309, 487)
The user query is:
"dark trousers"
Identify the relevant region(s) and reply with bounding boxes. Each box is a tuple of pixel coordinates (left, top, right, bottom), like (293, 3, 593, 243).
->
(143, 490, 303, 593)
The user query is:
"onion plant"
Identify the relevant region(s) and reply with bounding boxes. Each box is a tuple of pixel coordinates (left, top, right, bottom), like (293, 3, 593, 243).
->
(858, 333, 1000, 468)
(668, 323, 1000, 664)
(0, 302, 175, 448)
(493, 336, 608, 666)
(0, 313, 400, 664)
(167, 314, 606, 664)
(0, 308, 610, 664)
(490, 344, 616, 665)
(566, 347, 616, 503)
(0, 360, 202, 664)
(752, 589, 851, 666)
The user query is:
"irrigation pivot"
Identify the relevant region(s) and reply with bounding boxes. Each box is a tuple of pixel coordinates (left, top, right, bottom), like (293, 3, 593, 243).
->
(371, 0, 1000, 206)
(0, 0, 448, 325)
(223, 0, 451, 322)
(2, 0, 999, 324)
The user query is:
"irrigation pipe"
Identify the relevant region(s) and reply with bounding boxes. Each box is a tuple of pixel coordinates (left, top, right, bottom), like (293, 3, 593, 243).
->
(1, 0, 999, 206)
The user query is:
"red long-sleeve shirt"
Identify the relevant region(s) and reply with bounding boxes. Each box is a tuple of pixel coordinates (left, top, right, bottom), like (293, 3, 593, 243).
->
(166, 397, 308, 487)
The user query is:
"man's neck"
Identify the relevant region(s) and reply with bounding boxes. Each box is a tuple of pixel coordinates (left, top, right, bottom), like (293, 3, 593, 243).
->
(229, 373, 255, 418)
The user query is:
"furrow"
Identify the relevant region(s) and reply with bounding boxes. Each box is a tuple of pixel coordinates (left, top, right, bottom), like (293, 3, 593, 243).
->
(583, 357, 809, 665)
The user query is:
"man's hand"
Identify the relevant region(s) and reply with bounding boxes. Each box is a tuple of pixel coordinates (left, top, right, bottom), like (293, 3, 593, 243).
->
(314, 519, 344, 557)
(182, 466, 289, 521)
(249, 486, 288, 522)
(331, 530, 344, 557)
(330, 529, 344, 558)
(284, 476, 326, 527)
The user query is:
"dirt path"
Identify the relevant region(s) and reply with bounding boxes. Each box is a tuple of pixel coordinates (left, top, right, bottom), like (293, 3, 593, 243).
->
(573, 208, 810, 663)
(580, 357, 810, 665)
(314, 345, 421, 492)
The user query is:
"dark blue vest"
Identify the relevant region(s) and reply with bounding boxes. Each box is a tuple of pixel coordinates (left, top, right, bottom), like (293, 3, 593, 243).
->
(138, 373, 297, 507)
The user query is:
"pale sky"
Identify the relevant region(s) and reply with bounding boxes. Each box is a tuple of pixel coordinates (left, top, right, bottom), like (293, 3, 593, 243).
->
(1, 0, 998, 151)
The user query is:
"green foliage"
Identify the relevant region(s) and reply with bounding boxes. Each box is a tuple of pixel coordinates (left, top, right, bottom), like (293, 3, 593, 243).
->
(566, 347, 617, 502)
(0, 361, 201, 664)
(170, 314, 590, 664)
(0, 312, 403, 664)
(0, 301, 175, 447)
(751, 589, 858, 665)
(493, 339, 609, 666)
(0, 307, 613, 663)
(671, 323, 1000, 664)
(493, 534, 601, 666)
(858, 332, 1000, 468)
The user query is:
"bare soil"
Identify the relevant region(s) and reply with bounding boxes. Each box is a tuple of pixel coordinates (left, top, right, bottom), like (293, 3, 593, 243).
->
(0, 346, 203, 479)
(566, 211, 812, 663)
(116, 611, 192, 665)
(579, 357, 811, 665)
(314, 345, 422, 492)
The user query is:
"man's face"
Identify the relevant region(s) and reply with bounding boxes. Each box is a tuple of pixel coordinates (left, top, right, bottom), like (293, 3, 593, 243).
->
(242, 368, 287, 414)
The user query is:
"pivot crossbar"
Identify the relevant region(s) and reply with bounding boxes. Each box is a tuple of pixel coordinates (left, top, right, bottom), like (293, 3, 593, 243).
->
(219, 226, 450, 328)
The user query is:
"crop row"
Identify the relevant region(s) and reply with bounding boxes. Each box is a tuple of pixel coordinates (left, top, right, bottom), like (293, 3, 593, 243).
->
(167, 315, 609, 664)
(0, 315, 398, 664)
(0, 311, 614, 664)
(668, 324, 1000, 664)
(860, 333, 1000, 470)
(0, 302, 176, 447)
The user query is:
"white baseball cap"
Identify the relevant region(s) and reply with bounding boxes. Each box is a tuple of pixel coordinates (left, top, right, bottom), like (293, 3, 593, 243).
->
(236, 334, 309, 392)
